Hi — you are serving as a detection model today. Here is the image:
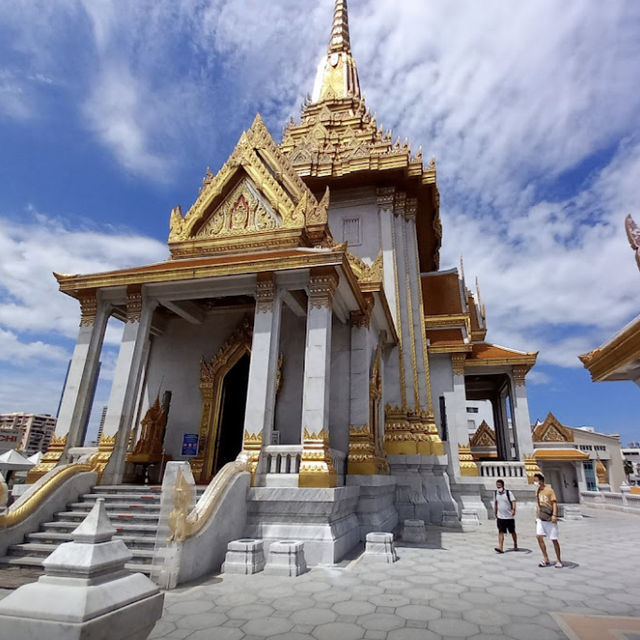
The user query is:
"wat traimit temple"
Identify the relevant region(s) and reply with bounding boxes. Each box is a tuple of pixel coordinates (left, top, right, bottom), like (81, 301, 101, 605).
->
(6, 1, 544, 577)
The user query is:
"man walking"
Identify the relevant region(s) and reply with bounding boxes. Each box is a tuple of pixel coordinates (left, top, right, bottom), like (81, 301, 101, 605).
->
(494, 479, 517, 553)
(534, 472, 562, 568)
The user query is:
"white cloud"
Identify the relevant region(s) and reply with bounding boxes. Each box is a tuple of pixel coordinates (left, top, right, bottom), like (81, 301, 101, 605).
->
(0, 328, 68, 364)
(0, 211, 167, 340)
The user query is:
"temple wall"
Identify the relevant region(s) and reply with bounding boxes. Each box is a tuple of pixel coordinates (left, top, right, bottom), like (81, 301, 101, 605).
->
(143, 310, 247, 460)
(327, 189, 380, 263)
(274, 307, 305, 444)
(329, 315, 351, 454)
(430, 354, 454, 437)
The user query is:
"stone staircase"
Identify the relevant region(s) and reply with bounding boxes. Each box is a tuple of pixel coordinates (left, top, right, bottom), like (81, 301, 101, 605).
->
(0, 484, 204, 578)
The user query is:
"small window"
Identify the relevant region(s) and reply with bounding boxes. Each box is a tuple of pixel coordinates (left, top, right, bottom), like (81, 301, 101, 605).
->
(343, 217, 361, 246)
(466, 407, 479, 414)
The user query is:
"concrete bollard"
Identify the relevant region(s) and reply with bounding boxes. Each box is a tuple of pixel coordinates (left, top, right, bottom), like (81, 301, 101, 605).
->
(403, 519, 426, 543)
(364, 531, 398, 563)
(223, 538, 265, 574)
(264, 540, 307, 576)
(0, 498, 164, 640)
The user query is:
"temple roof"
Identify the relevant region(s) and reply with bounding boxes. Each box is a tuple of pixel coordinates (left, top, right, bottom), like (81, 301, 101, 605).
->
(467, 343, 538, 367)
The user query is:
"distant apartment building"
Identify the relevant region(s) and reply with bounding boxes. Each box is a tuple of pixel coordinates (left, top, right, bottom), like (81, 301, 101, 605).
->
(0, 413, 57, 456)
(623, 442, 640, 485)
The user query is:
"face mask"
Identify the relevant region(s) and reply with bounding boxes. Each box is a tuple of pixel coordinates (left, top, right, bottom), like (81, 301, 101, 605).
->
(533, 482, 540, 488)
(497, 488, 504, 493)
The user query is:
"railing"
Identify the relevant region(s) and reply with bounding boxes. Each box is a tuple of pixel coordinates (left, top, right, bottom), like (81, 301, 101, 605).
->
(478, 461, 526, 479)
(264, 445, 302, 475)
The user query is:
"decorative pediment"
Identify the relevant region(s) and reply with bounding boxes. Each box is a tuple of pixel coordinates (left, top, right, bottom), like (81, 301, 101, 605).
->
(168, 114, 333, 257)
(347, 251, 383, 284)
(532, 412, 574, 443)
(469, 420, 496, 447)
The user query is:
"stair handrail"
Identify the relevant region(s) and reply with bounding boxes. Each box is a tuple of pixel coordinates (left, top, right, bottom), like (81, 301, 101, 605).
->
(0, 463, 93, 529)
(168, 456, 250, 542)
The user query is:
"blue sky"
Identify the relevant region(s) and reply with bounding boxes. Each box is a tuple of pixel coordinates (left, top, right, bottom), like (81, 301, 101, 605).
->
(0, 0, 639, 445)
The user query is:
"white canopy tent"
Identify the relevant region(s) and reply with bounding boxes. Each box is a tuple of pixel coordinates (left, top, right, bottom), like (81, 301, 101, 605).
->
(0, 449, 35, 473)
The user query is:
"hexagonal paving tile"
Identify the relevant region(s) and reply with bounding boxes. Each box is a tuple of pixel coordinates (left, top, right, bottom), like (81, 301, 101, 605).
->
(242, 617, 294, 637)
(428, 618, 480, 637)
(357, 612, 404, 631)
(226, 604, 274, 619)
(176, 612, 228, 630)
(333, 600, 375, 616)
(290, 607, 337, 625)
(395, 604, 440, 622)
(313, 622, 365, 640)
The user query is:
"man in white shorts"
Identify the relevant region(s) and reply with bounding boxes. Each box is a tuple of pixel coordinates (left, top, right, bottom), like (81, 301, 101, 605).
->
(534, 472, 562, 568)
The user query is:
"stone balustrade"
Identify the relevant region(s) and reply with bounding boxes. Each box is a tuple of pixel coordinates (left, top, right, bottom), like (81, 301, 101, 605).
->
(264, 445, 302, 475)
(478, 461, 526, 479)
(580, 489, 640, 514)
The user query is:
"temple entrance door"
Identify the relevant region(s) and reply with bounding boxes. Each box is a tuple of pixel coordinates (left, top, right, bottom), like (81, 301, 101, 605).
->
(211, 353, 251, 477)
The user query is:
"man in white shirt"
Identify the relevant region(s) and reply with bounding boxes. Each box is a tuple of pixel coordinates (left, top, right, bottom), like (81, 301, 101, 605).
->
(494, 479, 517, 553)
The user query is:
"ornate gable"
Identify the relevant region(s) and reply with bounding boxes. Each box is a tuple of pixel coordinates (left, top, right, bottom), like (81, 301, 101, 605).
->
(169, 115, 333, 257)
(532, 413, 574, 443)
(469, 420, 496, 447)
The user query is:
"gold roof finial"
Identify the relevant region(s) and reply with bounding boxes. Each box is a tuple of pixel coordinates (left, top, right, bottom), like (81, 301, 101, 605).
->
(328, 0, 352, 54)
(312, 0, 361, 103)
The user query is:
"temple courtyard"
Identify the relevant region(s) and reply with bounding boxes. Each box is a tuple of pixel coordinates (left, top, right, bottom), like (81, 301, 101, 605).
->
(1, 507, 638, 640)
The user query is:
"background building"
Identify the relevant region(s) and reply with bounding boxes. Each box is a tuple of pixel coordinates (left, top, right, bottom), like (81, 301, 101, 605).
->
(0, 413, 57, 456)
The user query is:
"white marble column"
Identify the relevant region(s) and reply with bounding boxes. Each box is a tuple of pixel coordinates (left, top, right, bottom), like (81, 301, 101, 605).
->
(56, 295, 110, 459)
(445, 354, 468, 478)
(101, 290, 157, 485)
(349, 312, 371, 429)
(404, 205, 431, 411)
(244, 274, 282, 475)
(510, 367, 534, 459)
(301, 269, 338, 438)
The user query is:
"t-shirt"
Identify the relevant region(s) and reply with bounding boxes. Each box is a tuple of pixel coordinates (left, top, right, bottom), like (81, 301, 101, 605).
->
(495, 489, 515, 520)
(537, 485, 557, 518)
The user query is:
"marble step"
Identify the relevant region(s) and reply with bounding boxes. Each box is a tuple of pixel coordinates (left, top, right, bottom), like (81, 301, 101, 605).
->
(54, 510, 160, 522)
(26, 531, 156, 548)
(80, 493, 162, 503)
(0, 555, 156, 572)
(91, 485, 163, 493)
(7, 542, 155, 562)
(43, 520, 159, 535)
(70, 501, 161, 513)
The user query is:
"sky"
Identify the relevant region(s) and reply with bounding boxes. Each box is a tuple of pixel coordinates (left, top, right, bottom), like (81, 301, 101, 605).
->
(0, 0, 638, 446)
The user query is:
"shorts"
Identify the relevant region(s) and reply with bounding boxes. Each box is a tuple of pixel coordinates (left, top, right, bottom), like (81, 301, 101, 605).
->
(536, 519, 559, 540)
(497, 518, 516, 534)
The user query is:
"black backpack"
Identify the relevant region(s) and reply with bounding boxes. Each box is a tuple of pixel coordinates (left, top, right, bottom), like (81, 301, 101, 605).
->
(495, 488, 513, 509)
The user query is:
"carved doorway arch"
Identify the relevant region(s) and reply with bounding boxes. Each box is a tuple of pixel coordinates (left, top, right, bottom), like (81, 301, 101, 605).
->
(190, 316, 253, 483)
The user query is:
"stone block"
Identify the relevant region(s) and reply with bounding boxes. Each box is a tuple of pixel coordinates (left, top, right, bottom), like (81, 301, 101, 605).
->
(364, 531, 398, 563)
(223, 538, 265, 574)
(460, 508, 480, 532)
(264, 540, 307, 576)
(441, 510, 461, 528)
(402, 519, 426, 543)
(563, 505, 583, 520)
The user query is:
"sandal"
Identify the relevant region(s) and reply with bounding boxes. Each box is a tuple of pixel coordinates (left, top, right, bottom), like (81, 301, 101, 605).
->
(538, 561, 551, 567)
(494, 548, 504, 554)
(554, 562, 563, 568)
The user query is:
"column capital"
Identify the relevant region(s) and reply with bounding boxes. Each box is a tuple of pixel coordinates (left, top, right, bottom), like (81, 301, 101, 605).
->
(255, 273, 275, 314)
(512, 365, 528, 387)
(451, 353, 466, 376)
(309, 267, 339, 310)
(376, 186, 395, 209)
(126, 286, 143, 323)
(79, 293, 98, 327)
(349, 293, 374, 329)
(394, 191, 407, 218)
(405, 197, 418, 222)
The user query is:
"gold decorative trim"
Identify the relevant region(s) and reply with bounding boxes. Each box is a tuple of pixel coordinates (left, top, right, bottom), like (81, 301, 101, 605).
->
(1, 464, 93, 528)
(532, 413, 574, 443)
(469, 421, 496, 447)
(127, 396, 167, 464)
(26, 434, 67, 483)
(512, 365, 528, 387)
(595, 458, 607, 484)
(299, 428, 337, 488)
(88, 433, 116, 479)
(126, 288, 143, 323)
(524, 454, 541, 484)
(383, 405, 415, 455)
(255, 273, 275, 314)
(458, 444, 479, 476)
(191, 316, 253, 483)
(347, 424, 388, 475)
(346, 250, 383, 284)
(242, 430, 263, 482)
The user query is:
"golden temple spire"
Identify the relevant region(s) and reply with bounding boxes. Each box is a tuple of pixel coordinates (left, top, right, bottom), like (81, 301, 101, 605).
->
(312, 0, 361, 103)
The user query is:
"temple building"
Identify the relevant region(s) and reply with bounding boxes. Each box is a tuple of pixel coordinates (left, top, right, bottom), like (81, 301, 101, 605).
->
(22, 1, 541, 567)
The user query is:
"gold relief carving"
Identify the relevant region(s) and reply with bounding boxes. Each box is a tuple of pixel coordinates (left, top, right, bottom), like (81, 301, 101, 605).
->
(255, 273, 275, 314)
(512, 365, 528, 387)
(26, 434, 67, 483)
(191, 316, 253, 484)
(532, 413, 573, 443)
(524, 454, 541, 484)
(276, 353, 284, 395)
(404, 269, 420, 410)
(242, 429, 263, 481)
(394, 192, 407, 218)
(169, 205, 186, 242)
(88, 433, 117, 478)
(407, 409, 444, 456)
(298, 428, 337, 488)
(451, 353, 466, 376)
(167, 467, 192, 544)
(383, 405, 416, 455)
(405, 198, 418, 222)
(127, 395, 167, 464)
(196, 180, 278, 240)
(469, 421, 496, 447)
(79, 294, 97, 327)
(309, 267, 339, 310)
(458, 444, 479, 477)
(347, 424, 389, 475)
(595, 458, 607, 484)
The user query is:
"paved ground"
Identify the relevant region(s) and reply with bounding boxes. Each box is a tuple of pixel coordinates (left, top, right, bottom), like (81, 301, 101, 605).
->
(147, 509, 640, 640)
